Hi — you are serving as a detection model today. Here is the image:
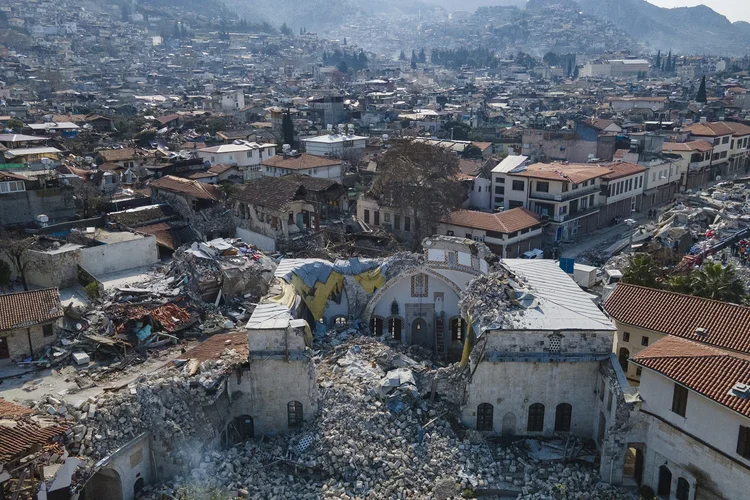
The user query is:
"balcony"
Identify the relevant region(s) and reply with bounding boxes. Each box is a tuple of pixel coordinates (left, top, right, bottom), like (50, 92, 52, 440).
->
(528, 184, 600, 202)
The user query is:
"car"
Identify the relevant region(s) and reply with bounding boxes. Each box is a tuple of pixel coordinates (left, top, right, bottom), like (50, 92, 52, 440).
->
(520, 249, 544, 259)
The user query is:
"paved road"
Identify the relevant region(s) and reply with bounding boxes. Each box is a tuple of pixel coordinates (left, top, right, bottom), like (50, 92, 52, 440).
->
(560, 212, 650, 260)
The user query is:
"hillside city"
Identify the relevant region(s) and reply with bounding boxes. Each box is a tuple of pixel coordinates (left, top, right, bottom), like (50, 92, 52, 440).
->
(1, 0, 750, 499)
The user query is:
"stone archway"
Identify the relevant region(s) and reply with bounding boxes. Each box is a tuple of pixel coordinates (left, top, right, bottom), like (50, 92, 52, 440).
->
(502, 412, 516, 436)
(82, 467, 123, 500)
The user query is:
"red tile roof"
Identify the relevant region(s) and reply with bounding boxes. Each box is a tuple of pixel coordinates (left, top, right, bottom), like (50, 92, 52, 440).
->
(683, 121, 735, 137)
(601, 162, 646, 180)
(150, 175, 223, 202)
(723, 121, 750, 137)
(0, 399, 69, 461)
(261, 153, 341, 170)
(0, 288, 62, 332)
(603, 284, 750, 353)
(443, 208, 542, 234)
(632, 336, 750, 419)
(513, 163, 613, 184)
(662, 140, 714, 153)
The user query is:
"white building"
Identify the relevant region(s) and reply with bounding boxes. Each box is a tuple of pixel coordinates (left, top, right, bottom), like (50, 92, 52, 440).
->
(197, 142, 276, 172)
(218, 90, 245, 111)
(490, 155, 529, 212)
(301, 133, 367, 158)
(260, 153, 344, 182)
(632, 336, 750, 500)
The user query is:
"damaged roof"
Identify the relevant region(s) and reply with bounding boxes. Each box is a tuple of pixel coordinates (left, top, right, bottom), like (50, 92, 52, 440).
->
(261, 153, 341, 170)
(179, 332, 249, 362)
(443, 208, 541, 234)
(235, 175, 339, 211)
(0, 399, 69, 462)
(0, 288, 63, 332)
(108, 204, 176, 228)
(150, 175, 223, 202)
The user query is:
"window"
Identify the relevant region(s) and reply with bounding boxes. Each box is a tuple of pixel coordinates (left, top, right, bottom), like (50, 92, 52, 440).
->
(411, 274, 428, 297)
(477, 186, 481, 192)
(720, 151, 728, 159)
(477, 403, 494, 431)
(495, 185, 505, 195)
(383, 212, 391, 223)
(636, 367, 642, 377)
(623, 331, 630, 342)
(0, 181, 25, 194)
(404, 217, 411, 232)
(641, 336, 649, 346)
(450, 317, 465, 342)
(247, 150, 252, 158)
(363, 209, 370, 224)
(394, 215, 401, 230)
(495, 197, 504, 204)
(676, 478, 690, 500)
(42, 324, 53, 337)
(562, 183, 569, 192)
(572, 183, 578, 190)
(554, 403, 572, 432)
(374, 211, 380, 225)
(548, 334, 562, 353)
(671, 383, 688, 417)
(509, 200, 524, 209)
(723, 136, 730, 144)
(527, 403, 545, 432)
(496, 177, 505, 184)
(507, 231, 518, 238)
(512, 180, 525, 191)
(607, 391, 613, 411)
(287, 401, 303, 428)
(465, 233, 472, 239)
(536, 181, 549, 193)
(618, 347, 630, 372)
(737, 426, 750, 459)
(599, 379, 605, 401)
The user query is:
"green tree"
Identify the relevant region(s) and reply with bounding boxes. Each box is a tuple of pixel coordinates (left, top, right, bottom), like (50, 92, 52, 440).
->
(461, 144, 483, 159)
(372, 140, 465, 249)
(667, 274, 693, 294)
(280, 22, 293, 37)
(690, 262, 746, 303)
(282, 109, 295, 147)
(6, 117, 24, 131)
(399, 50, 407, 61)
(622, 254, 660, 288)
(696, 75, 707, 103)
(443, 121, 472, 141)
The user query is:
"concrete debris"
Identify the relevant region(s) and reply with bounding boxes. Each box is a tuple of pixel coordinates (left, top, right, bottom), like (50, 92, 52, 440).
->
(140, 338, 627, 500)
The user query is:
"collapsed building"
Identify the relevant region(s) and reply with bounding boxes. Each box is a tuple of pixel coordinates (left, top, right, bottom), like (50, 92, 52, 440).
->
(4, 236, 641, 499)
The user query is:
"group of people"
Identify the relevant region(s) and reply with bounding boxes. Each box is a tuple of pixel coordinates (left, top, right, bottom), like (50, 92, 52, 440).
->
(731, 239, 750, 265)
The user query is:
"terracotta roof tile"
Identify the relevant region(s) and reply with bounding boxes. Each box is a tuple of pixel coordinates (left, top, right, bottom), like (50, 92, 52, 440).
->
(604, 284, 750, 353)
(662, 140, 714, 153)
(0, 288, 63, 332)
(723, 121, 750, 137)
(0, 399, 69, 461)
(632, 336, 750, 418)
(601, 162, 646, 180)
(683, 121, 735, 137)
(261, 153, 341, 170)
(443, 208, 541, 234)
(180, 332, 248, 362)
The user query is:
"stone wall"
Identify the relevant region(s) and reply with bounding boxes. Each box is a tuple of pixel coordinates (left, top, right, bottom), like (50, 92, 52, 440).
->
(80, 236, 159, 277)
(0, 186, 76, 226)
(483, 330, 614, 356)
(151, 190, 234, 240)
(0, 323, 57, 362)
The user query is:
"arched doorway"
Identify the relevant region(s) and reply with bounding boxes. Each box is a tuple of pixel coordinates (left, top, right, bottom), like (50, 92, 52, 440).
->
(623, 446, 644, 486)
(502, 412, 516, 436)
(411, 318, 429, 348)
(554, 403, 572, 432)
(82, 467, 123, 500)
(657, 465, 672, 497)
(225, 414, 254, 446)
(618, 347, 630, 372)
(134, 477, 145, 497)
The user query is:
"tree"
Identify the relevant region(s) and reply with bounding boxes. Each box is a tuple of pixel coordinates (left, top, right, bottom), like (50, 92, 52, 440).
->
(690, 262, 746, 303)
(282, 109, 295, 147)
(75, 181, 106, 218)
(696, 75, 707, 104)
(280, 22, 293, 37)
(622, 254, 659, 288)
(461, 144, 483, 159)
(372, 140, 465, 249)
(418, 48, 426, 64)
(0, 231, 36, 291)
(443, 120, 472, 141)
(667, 274, 693, 294)
(336, 60, 349, 74)
(0, 260, 11, 289)
(399, 50, 407, 61)
(655, 50, 661, 71)
(6, 117, 24, 131)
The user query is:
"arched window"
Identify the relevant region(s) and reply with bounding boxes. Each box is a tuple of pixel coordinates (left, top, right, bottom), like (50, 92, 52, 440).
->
(555, 403, 572, 432)
(331, 316, 347, 328)
(388, 317, 402, 341)
(676, 478, 690, 500)
(618, 347, 630, 373)
(370, 316, 384, 336)
(287, 401, 303, 429)
(527, 403, 545, 432)
(476, 403, 494, 431)
(450, 317, 465, 342)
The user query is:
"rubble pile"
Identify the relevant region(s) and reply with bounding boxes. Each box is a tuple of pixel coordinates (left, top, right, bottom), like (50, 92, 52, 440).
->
(458, 267, 517, 332)
(145, 339, 627, 500)
(33, 349, 245, 462)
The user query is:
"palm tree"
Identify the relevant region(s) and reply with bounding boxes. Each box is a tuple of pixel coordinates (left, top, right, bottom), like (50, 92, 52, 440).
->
(622, 254, 660, 288)
(667, 274, 693, 294)
(690, 262, 746, 303)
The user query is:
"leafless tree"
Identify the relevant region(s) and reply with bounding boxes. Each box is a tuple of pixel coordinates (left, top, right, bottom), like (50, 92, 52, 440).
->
(372, 139, 465, 249)
(74, 181, 106, 218)
(0, 231, 37, 291)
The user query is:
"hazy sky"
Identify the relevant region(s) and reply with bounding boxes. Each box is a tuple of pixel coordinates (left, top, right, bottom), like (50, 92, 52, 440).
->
(647, 0, 750, 22)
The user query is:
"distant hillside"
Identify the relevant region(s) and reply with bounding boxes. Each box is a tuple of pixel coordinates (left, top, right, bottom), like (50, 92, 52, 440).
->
(574, 0, 750, 55)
